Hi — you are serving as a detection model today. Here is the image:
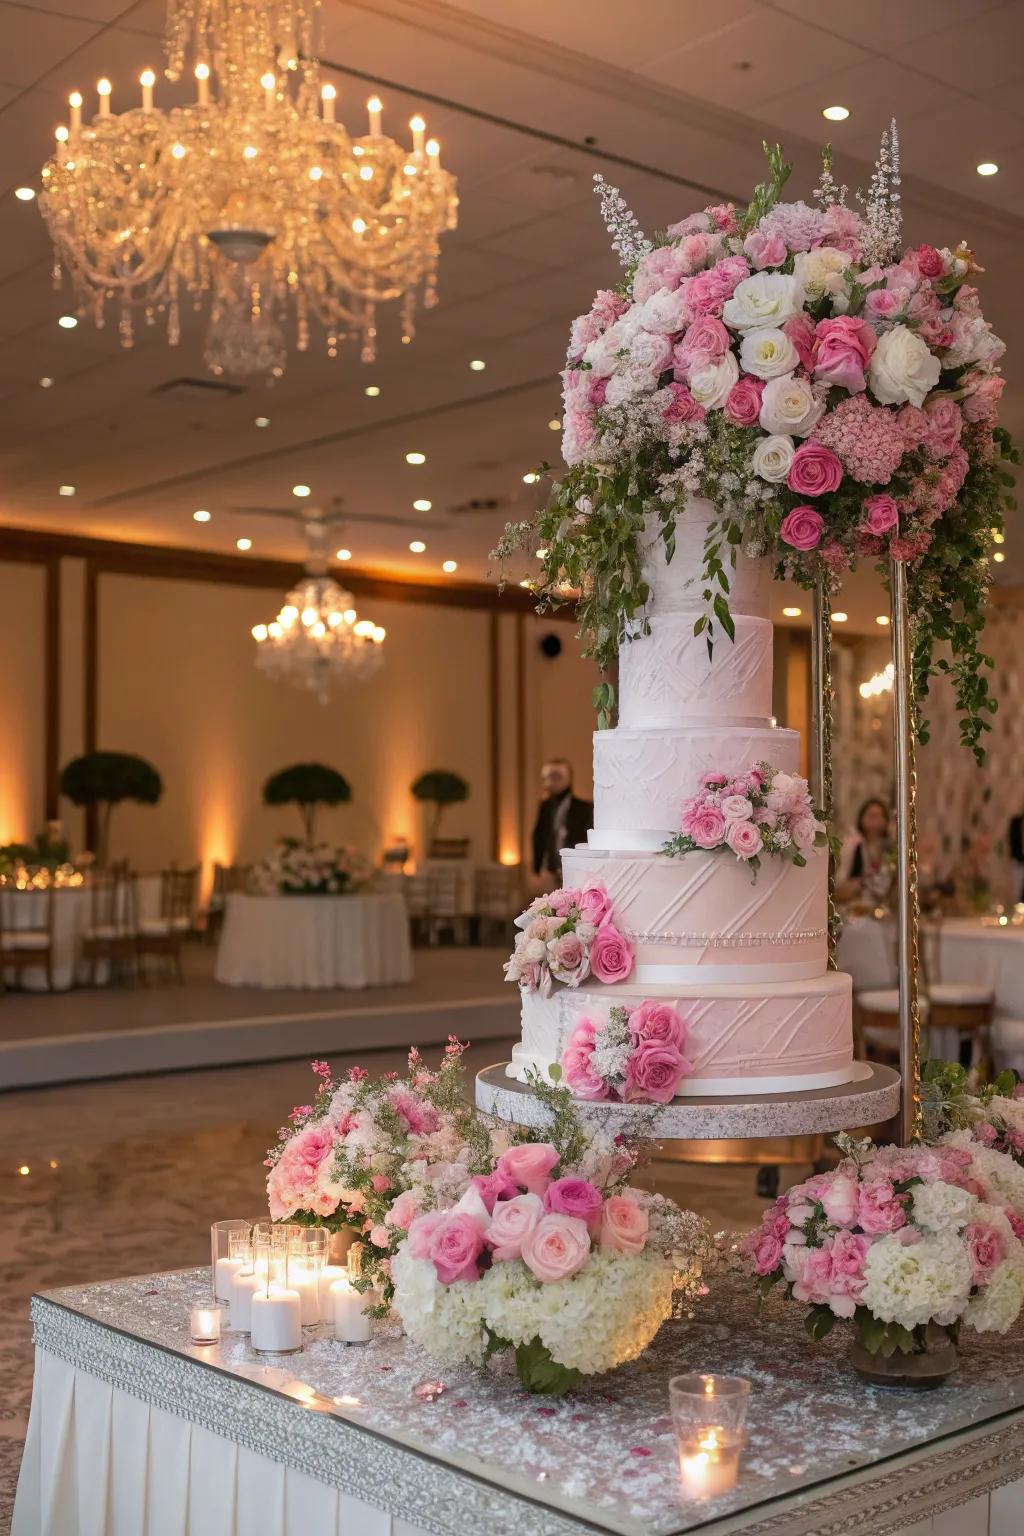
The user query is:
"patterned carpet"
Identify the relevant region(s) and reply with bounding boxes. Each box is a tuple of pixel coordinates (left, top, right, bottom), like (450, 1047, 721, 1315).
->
(0, 1040, 780, 1532)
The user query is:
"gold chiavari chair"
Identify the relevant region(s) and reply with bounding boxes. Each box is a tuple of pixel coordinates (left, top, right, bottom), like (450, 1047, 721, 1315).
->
(0, 884, 56, 992)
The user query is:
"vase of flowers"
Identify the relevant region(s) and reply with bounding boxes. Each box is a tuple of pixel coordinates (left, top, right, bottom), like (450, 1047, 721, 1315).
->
(848, 1321, 958, 1388)
(251, 837, 369, 895)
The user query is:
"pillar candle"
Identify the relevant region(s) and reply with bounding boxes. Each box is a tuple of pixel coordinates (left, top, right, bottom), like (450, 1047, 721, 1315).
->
(251, 1288, 303, 1353)
(215, 1255, 244, 1302)
(332, 1279, 371, 1343)
(229, 1270, 262, 1331)
(319, 1265, 347, 1322)
(288, 1261, 320, 1326)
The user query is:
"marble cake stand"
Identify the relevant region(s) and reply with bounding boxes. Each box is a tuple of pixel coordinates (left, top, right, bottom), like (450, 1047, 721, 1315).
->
(475, 1060, 901, 1139)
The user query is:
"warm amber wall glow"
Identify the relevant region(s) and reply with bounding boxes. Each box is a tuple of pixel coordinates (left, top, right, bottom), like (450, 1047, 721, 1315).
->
(0, 561, 45, 843)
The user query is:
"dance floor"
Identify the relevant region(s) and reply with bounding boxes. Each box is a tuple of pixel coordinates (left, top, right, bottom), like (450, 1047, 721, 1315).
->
(0, 946, 518, 1089)
(0, 1039, 784, 1528)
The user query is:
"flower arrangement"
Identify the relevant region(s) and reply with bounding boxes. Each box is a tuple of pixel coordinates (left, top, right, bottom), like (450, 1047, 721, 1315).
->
(744, 1133, 1024, 1360)
(251, 836, 369, 896)
(661, 763, 828, 879)
(561, 1001, 692, 1103)
(921, 1058, 1024, 1171)
(503, 882, 634, 995)
(493, 128, 1017, 761)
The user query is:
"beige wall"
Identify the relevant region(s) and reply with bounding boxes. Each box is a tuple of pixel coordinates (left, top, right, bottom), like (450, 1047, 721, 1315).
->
(0, 559, 46, 844)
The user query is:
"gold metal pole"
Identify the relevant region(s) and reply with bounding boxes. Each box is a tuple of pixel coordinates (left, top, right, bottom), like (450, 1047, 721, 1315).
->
(811, 579, 837, 969)
(891, 559, 923, 1145)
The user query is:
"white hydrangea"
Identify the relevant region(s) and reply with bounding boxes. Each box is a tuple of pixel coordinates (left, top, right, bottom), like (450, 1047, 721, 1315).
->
(965, 1260, 1024, 1335)
(910, 1179, 977, 1234)
(945, 1130, 1024, 1216)
(861, 1232, 973, 1330)
(390, 1247, 488, 1366)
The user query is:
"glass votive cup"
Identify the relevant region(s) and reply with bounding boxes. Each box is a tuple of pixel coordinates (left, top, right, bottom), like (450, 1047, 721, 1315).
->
(190, 1304, 222, 1344)
(670, 1375, 750, 1501)
(210, 1220, 251, 1298)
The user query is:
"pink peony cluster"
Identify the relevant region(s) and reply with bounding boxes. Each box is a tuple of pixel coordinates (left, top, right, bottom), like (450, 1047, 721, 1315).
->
(562, 1001, 692, 1104)
(504, 882, 634, 995)
(665, 762, 824, 877)
(405, 1142, 651, 1287)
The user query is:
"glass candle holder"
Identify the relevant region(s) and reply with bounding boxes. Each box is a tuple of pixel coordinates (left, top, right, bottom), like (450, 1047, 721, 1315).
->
(210, 1220, 251, 1299)
(289, 1229, 328, 1326)
(669, 1375, 750, 1501)
(190, 1305, 222, 1344)
(347, 1239, 365, 1283)
(250, 1245, 302, 1355)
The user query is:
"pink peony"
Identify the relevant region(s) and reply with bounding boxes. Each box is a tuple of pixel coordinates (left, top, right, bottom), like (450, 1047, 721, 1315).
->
(819, 204, 863, 258)
(578, 884, 612, 926)
(545, 1177, 605, 1233)
(751, 1228, 784, 1275)
(743, 229, 788, 269)
(628, 1000, 686, 1051)
(779, 505, 824, 551)
(496, 1141, 560, 1194)
(599, 1194, 649, 1255)
(522, 1212, 591, 1282)
(723, 375, 764, 427)
(787, 442, 843, 497)
(589, 924, 634, 984)
(689, 806, 727, 848)
(856, 1182, 907, 1237)
(813, 394, 907, 484)
(962, 372, 1005, 423)
(726, 818, 762, 859)
(861, 494, 899, 536)
(662, 383, 705, 424)
(624, 1039, 689, 1103)
(428, 1211, 486, 1285)
(385, 1191, 421, 1230)
(812, 315, 876, 394)
(924, 397, 963, 459)
(407, 1210, 446, 1260)
(820, 1172, 859, 1228)
(965, 1221, 1006, 1283)
(486, 1192, 544, 1261)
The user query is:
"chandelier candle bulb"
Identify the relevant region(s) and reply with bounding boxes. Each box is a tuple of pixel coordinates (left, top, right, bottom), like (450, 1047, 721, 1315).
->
(68, 92, 82, 136)
(321, 82, 336, 122)
(194, 62, 210, 106)
(426, 137, 440, 168)
(367, 96, 383, 136)
(54, 126, 68, 165)
(410, 115, 426, 155)
(261, 71, 276, 109)
(139, 69, 155, 111)
(97, 78, 111, 116)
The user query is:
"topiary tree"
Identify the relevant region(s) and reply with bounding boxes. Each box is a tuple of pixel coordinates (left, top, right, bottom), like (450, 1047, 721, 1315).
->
(59, 751, 163, 866)
(410, 769, 469, 846)
(263, 762, 351, 843)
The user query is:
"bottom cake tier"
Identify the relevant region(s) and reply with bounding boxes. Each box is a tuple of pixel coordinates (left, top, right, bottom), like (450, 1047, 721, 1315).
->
(507, 971, 854, 1097)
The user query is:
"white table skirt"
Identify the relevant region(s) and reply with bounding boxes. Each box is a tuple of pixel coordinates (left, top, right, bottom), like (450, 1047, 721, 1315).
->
(3, 877, 162, 992)
(213, 892, 413, 990)
(12, 1349, 425, 1536)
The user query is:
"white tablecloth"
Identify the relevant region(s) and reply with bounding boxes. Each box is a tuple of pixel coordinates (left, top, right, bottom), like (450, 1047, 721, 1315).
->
(2, 876, 162, 991)
(13, 1349, 425, 1536)
(214, 891, 413, 990)
(839, 915, 1024, 1017)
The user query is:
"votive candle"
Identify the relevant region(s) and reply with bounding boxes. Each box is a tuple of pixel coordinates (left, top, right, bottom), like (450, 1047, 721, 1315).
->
(251, 1287, 303, 1353)
(332, 1278, 371, 1343)
(190, 1305, 221, 1345)
(679, 1428, 742, 1499)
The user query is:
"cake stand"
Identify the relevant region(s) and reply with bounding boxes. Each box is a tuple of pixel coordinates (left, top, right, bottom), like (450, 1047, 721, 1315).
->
(475, 1060, 901, 1139)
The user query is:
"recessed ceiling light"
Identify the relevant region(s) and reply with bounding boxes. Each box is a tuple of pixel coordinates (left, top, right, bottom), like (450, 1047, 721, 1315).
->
(523, 471, 539, 484)
(993, 530, 1005, 544)
(292, 483, 311, 498)
(193, 509, 211, 523)
(548, 418, 561, 431)
(875, 614, 890, 626)
(469, 359, 486, 371)
(782, 606, 801, 618)
(39, 377, 54, 388)
(977, 161, 999, 177)
(58, 484, 75, 497)
(832, 610, 848, 623)
(254, 415, 270, 428)
(993, 551, 1006, 563)
(364, 385, 381, 397)
(14, 187, 35, 202)
(236, 537, 252, 551)
(405, 451, 426, 465)
(413, 498, 432, 512)
(409, 540, 426, 553)
(822, 105, 850, 122)
(58, 315, 78, 329)
(336, 547, 352, 561)
(442, 559, 457, 573)
(519, 579, 533, 589)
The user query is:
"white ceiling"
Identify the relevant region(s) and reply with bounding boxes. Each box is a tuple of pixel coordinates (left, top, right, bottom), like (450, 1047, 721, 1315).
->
(0, 0, 1021, 632)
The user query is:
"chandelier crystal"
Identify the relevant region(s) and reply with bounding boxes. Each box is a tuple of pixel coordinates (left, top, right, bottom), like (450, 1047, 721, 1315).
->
(38, 0, 458, 376)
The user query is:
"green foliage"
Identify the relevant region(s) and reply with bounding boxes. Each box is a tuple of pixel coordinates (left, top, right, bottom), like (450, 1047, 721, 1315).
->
(514, 1336, 584, 1396)
(592, 681, 616, 731)
(854, 1307, 929, 1359)
(60, 751, 162, 808)
(805, 1303, 836, 1342)
(263, 762, 352, 841)
(740, 142, 793, 236)
(410, 770, 470, 807)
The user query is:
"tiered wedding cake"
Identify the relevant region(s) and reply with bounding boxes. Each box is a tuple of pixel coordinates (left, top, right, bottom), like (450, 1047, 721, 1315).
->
(508, 499, 854, 1097)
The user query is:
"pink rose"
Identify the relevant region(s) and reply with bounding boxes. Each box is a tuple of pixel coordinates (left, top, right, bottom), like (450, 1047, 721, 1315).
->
(662, 382, 706, 424)
(924, 397, 963, 458)
(864, 287, 902, 321)
(689, 806, 727, 848)
(913, 243, 945, 279)
(856, 1178, 907, 1235)
(545, 886, 579, 917)
(962, 373, 1004, 423)
(726, 819, 762, 860)
(720, 793, 753, 822)
(485, 1192, 544, 1261)
(675, 315, 731, 374)
(624, 1039, 689, 1103)
(587, 377, 607, 407)
(743, 229, 788, 269)
(563, 1044, 610, 1101)
(407, 1210, 446, 1260)
(589, 924, 634, 984)
(791, 1243, 835, 1306)
(861, 494, 899, 536)
(787, 442, 843, 497)
(965, 1221, 1006, 1283)
(544, 1177, 605, 1233)
(468, 1171, 520, 1213)
(549, 930, 588, 984)
(820, 1172, 859, 1228)
(628, 1000, 686, 1051)
(782, 313, 816, 373)
(779, 505, 824, 551)
(368, 1224, 390, 1248)
(723, 375, 764, 426)
(812, 315, 876, 394)
(973, 1123, 999, 1149)
(522, 1212, 591, 1282)
(751, 1228, 784, 1275)
(386, 1191, 420, 1230)
(599, 1194, 649, 1255)
(427, 1211, 486, 1284)
(496, 1141, 560, 1195)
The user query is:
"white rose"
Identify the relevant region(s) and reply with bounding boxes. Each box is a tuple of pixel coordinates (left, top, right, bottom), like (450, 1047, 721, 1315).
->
(792, 246, 851, 302)
(688, 350, 739, 409)
(868, 324, 941, 407)
(723, 272, 804, 331)
(758, 372, 824, 437)
(750, 434, 795, 483)
(627, 329, 674, 375)
(637, 288, 688, 336)
(740, 327, 799, 380)
(524, 937, 547, 962)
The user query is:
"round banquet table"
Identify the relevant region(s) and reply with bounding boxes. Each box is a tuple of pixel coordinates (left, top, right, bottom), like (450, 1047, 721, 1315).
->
(1, 875, 162, 991)
(213, 890, 413, 990)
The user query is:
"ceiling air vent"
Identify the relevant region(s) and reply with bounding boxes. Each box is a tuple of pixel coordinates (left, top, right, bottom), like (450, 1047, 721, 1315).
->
(152, 376, 245, 398)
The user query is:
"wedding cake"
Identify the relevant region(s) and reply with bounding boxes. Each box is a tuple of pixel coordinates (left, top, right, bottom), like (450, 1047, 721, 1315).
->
(508, 498, 854, 1098)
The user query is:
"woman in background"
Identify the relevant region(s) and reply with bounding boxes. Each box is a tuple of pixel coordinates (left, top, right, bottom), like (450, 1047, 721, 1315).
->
(836, 797, 893, 905)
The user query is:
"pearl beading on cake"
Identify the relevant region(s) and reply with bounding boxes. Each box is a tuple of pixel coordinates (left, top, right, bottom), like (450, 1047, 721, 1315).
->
(623, 927, 827, 948)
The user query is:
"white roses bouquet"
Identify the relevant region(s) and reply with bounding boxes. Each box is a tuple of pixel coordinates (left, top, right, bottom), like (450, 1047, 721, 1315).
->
(251, 837, 369, 896)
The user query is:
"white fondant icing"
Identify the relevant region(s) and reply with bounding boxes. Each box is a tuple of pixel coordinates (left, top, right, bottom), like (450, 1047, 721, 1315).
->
(641, 501, 771, 621)
(618, 613, 774, 728)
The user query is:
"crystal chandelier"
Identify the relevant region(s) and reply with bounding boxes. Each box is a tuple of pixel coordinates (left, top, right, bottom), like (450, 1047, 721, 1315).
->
(37, 0, 458, 377)
(251, 512, 385, 703)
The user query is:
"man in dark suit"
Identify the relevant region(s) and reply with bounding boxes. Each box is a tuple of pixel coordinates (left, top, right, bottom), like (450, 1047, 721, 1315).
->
(1010, 815, 1024, 900)
(531, 758, 593, 882)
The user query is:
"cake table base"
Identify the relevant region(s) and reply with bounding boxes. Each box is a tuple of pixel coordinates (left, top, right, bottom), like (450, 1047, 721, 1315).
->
(475, 1060, 900, 1139)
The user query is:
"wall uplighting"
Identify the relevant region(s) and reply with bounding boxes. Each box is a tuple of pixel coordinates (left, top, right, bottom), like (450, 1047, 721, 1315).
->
(413, 498, 432, 512)
(292, 483, 311, 498)
(977, 162, 999, 176)
(782, 606, 801, 618)
(58, 315, 78, 329)
(236, 537, 252, 551)
(832, 610, 848, 623)
(58, 484, 76, 497)
(409, 540, 426, 553)
(193, 509, 211, 523)
(822, 105, 850, 122)
(442, 559, 457, 573)
(336, 547, 352, 561)
(405, 451, 426, 464)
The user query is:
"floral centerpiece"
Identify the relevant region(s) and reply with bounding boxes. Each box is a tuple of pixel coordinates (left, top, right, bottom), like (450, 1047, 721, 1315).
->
(251, 836, 369, 895)
(494, 127, 1017, 761)
(662, 762, 829, 879)
(503, 882, 634, 994)
(744, 1132, 1024, 1381)
(562, 1000, 693, 1102)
